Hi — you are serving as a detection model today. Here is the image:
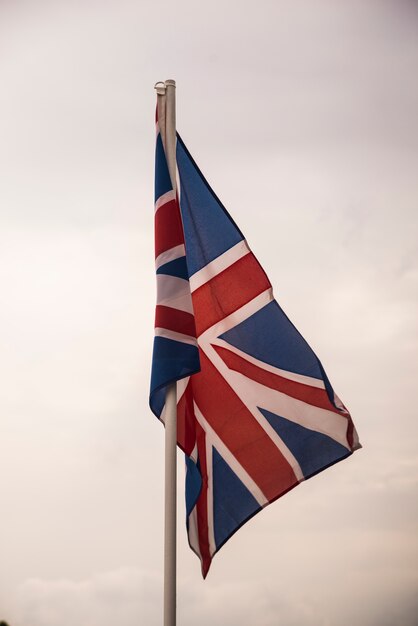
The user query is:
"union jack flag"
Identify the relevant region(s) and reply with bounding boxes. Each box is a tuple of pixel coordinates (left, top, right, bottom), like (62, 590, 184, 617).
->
(150, 119, 361, 578)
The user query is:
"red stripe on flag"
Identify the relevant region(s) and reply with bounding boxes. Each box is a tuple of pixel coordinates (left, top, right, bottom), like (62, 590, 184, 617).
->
(177, 381, 197, 456)
(155, 305, 197, 338)
(195, 421, 212, 578)
(214, 344, 341, 414)
(192, 253, 271, 336)
(346, 416, 355, 449)
(177, 387, 211, 576)
(154, 199, 184, 260)
(193, 351, 298, 502)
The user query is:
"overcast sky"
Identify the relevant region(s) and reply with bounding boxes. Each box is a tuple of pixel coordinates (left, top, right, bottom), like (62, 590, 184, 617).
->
(1, 1, 417, 624)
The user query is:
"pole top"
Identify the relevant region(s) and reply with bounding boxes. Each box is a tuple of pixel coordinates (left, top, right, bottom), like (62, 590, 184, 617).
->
(154, 79, 176, 95)
(154, 81, 166, 95)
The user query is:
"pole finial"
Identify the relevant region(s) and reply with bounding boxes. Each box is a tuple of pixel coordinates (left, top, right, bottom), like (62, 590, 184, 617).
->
(154, 81, 166, 95)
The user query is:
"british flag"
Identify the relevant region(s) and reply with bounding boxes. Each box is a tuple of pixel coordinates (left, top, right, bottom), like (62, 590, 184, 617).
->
(150, 123, 361, 578)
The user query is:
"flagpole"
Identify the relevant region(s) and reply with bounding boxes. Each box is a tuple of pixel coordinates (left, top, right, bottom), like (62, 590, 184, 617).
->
(156, 79, 177, 626)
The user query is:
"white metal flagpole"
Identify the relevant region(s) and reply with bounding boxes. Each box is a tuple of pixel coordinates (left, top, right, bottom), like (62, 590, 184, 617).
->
(163, 382, 177, 626)
(155, 79, 177, 626)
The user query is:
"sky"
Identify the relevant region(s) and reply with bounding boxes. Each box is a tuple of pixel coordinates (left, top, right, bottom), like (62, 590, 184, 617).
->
(0, 0, 417, 624)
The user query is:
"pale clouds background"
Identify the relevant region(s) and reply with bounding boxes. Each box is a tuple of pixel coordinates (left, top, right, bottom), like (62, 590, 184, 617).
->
(0, 0, 417, 624)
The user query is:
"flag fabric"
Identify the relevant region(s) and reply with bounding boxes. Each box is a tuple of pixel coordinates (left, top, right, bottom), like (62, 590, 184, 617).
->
(150, 123, 361, 578)
(150, 117, 199, 416)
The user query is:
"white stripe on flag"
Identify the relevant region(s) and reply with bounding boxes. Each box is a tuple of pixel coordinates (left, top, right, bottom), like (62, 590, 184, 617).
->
(155, 244, 185, 270)
(198, 288, 274, 345)
(199, 332, 305, 483)
(155, 327, 198, 347)
(211, 337, 325, 390)
(190, 240, 251, 292)
(194, 402, 269, 507)
(155, 189, 176, 213)
(156, 274, 194, 313)
(187, 507, 201, 560)
(176, 376, 190, 402)
(224, 369, 350, 450)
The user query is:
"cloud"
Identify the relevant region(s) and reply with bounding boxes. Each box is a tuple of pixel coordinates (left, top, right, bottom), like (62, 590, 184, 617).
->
(16, 569, 161, 626)
(9, 568, 346, 626)
(13, 561, 418, 626)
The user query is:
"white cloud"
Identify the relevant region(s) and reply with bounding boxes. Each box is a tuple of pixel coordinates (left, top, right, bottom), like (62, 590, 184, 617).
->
(11, 555, 418, 626)
(15, 569, 161, 626)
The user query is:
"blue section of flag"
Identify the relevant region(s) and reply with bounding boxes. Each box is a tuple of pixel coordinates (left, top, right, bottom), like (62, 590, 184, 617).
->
(155, 134, 173, 202)
(220, 300, 325, 380)
(212, 447, 261, 550)
(176, 135, 244, 277)
(186, 456, 202, 517)
(150, 336, 199, 417)
(317, 360, 340, 410)
(259, 407, 350, 478)
(156, 256, 189, 280)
